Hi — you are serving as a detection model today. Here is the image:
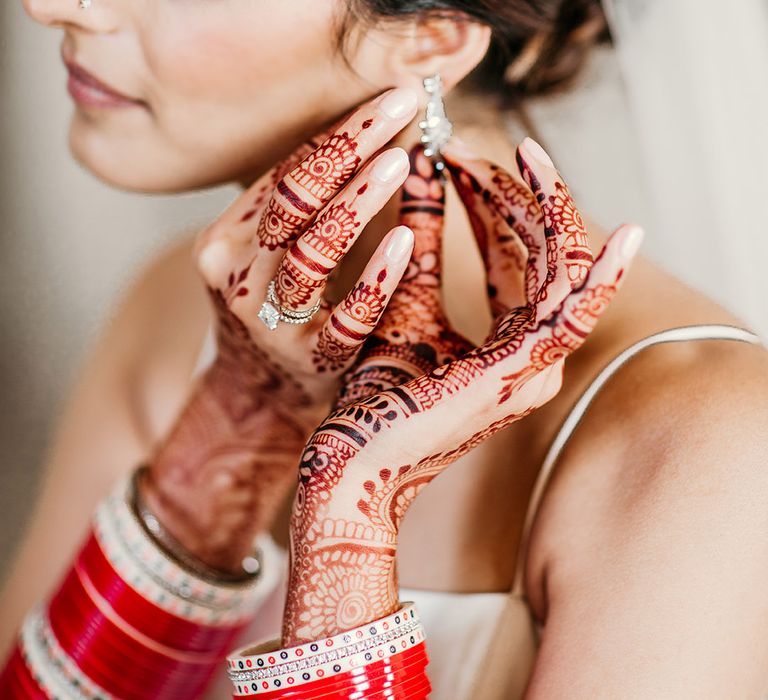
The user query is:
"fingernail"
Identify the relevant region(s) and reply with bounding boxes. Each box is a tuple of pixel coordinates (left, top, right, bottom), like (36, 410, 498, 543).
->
(620, 225, 645, 258)
(384, 226, 414, 261)
(379, 87, 418, 119)
(372, 148, 408, 183)
(521, 137, 554, 168)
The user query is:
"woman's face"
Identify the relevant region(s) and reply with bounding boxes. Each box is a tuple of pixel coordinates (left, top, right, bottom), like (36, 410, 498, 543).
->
(22, 0, 384, 192)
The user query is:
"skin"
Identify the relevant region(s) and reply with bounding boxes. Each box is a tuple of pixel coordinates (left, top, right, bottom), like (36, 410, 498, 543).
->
(6, 0, 768, 696)
(281, 141, 641, 645)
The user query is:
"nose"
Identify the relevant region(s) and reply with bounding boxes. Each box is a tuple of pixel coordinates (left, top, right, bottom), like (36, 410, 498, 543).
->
(22, 0, 118, 32)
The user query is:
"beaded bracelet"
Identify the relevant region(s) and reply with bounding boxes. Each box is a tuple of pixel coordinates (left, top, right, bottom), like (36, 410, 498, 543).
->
(131, 465, 262, 585)
(226, 602, 430, 698)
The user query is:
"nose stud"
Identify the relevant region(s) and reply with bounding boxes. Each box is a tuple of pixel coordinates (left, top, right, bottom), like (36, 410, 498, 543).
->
(79, 0, 91, 8)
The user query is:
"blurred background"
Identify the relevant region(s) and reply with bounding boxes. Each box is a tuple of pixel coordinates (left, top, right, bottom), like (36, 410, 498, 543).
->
(1, 0, 766, 575)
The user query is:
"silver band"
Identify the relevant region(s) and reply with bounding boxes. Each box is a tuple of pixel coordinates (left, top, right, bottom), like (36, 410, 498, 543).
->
(258, 280, 322, 330)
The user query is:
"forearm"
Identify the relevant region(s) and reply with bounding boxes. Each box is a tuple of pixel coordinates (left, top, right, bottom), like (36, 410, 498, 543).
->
(142, 356, 324, 573)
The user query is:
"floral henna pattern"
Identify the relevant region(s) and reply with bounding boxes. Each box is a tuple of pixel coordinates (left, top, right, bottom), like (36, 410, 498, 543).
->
(143, 105, 412, 573)
(312, 272, 389, 374)
(282, 144, 640, 646)
(283, 254, 627, 644)
(256, 128, 365, 251)
(335, 146, 473, 407)
(274, 200, 362, 311)
(515, 147, 593, 297)
(446, 141, 593, 327)
(238, 136, 324, 229)
(446, 156, 541, 315)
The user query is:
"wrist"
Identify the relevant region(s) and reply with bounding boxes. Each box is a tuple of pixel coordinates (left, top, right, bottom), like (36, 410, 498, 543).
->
(146, 364, 322, 572)
(134, 466, 263, 580)
(228, 602, 430, 699)
(285, 501, 400, 645)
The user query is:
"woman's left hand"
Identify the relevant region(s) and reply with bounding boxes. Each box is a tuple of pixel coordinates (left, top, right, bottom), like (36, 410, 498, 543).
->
(281, 140, 644, 645)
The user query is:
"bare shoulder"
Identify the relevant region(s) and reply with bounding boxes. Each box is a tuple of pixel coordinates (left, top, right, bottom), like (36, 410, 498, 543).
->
(518, 224, 768, 693)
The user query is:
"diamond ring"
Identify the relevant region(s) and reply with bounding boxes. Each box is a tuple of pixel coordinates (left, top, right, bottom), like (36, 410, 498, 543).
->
(258, 281, 322, 331)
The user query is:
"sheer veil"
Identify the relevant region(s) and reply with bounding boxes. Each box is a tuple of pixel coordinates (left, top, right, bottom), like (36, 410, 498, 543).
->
(602, 0, 768, 337)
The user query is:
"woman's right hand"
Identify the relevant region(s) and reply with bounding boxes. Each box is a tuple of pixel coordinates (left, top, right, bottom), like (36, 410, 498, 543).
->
(140, 88, 420, 573)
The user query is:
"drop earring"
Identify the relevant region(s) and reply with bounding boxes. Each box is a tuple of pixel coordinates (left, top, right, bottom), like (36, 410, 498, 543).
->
(419, 74, 453, 174)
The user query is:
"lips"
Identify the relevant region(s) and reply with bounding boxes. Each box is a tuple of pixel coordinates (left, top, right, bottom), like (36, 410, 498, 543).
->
(62, 51, 145, 109)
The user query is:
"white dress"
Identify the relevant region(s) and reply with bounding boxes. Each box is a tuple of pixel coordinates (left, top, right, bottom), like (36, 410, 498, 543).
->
(195, 323, 763, 699)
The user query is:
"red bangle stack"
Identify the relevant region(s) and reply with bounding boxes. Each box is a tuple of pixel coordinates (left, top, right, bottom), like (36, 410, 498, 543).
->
(226, 602, 431, 699)
(0, 476, 270, 699)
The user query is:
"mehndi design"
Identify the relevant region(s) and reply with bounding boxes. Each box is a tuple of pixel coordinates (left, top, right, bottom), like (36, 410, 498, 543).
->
(141, 90, 419, 573)
(282, 139, 643, 645)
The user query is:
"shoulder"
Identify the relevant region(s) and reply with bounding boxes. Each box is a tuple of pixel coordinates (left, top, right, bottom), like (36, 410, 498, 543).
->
(522, 217, 768, 608)
(522, 326, 768, 694)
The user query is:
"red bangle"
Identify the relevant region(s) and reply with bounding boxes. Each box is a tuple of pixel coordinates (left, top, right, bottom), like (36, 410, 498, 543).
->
(0, 474, 274, 700)
(227, 602, 431, 698)
(252, 644, 430, 699)
(0, 646, 48, 699)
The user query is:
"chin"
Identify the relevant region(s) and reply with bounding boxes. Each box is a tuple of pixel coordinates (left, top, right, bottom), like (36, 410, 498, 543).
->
(66, 115, 232, 194)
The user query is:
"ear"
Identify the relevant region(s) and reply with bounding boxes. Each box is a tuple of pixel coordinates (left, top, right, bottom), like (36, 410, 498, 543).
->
(357, 13, 492, 94)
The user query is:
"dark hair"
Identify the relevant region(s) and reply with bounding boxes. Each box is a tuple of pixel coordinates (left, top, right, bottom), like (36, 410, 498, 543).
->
(341, 0, 610, 105)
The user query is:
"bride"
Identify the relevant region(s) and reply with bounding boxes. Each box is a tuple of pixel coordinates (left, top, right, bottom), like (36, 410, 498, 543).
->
(2, 0, 768, 697)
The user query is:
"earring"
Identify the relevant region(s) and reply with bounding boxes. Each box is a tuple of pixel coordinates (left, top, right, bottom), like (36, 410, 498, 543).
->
(79, 0, 91, 8)
(419, 74, 453, 173)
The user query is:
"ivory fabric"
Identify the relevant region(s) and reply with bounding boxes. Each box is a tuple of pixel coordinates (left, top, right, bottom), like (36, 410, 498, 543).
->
(199, 323, 762, 699)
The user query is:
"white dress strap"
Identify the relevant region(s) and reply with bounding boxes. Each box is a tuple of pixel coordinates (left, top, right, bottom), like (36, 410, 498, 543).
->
(510, 323, 763, 599)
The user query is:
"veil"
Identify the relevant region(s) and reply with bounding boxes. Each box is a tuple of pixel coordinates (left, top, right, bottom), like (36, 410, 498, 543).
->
(602, 0, 768, 337)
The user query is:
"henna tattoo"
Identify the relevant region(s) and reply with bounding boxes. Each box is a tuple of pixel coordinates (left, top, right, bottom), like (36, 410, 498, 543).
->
(335, 147, 473, 407)
(142, 94, 419, 578)
(446, 156, 541, 315)
(312, 274, 389, 373)
(446, 143, 593, 329)
(515, 148, 593, 298)
(256, 128, 365, 251)
(282, 143, 636, 647)
(283, 147, 478, 643)
(142, 289, 320, 573)
(274, 200, 362, 311)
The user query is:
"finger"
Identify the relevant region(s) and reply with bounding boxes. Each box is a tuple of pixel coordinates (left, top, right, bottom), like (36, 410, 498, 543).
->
(195, 136, 327, 258)
(313, 225, 414, 378)
(272, 147, 410, 313)
(335, 147, 472, 408)
(194, 88, 417, 298)
(489, 224, 644, 407)
(443, 138, 539, 316)
(194, 134, 334, 291)
(515, 137, 594, 321)
(378, 145, 472, 361)
(382, 224, 643, 458)
(253, 87, 418, 253)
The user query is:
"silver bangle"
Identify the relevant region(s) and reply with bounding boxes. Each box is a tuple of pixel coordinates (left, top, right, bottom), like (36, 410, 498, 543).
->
(130, 465, 262, 586)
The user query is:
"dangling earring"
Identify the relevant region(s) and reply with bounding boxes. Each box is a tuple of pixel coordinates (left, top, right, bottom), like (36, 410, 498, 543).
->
(419, 74, 453, 175)
(79, 0, 92, 8)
